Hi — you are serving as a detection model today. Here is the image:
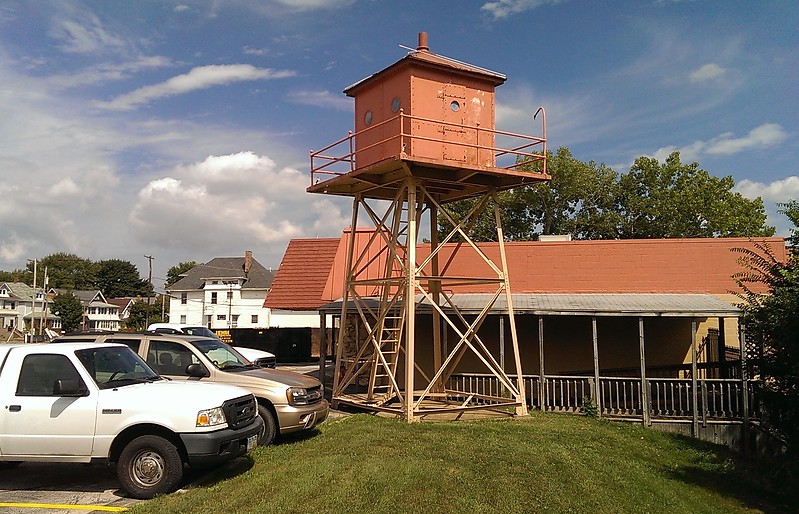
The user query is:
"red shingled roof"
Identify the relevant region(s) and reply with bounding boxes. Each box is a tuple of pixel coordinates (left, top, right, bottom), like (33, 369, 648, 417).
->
(265, 233, 787, 309)
(263, 237, 341, 310)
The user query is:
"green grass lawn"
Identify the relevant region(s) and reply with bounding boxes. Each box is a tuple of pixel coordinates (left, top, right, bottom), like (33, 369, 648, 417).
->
(131, 413, 795, 514)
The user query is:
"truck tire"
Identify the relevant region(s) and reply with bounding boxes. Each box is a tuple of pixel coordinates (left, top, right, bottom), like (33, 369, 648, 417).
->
(258, 405, 277, 446)
(117, 435, 183, 499)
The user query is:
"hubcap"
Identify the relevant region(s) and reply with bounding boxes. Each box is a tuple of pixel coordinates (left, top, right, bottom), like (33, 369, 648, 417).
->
(132, 450, 165, 487)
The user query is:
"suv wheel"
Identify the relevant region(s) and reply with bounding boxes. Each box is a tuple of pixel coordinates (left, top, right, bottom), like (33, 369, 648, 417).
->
(258, 405, 277, 446)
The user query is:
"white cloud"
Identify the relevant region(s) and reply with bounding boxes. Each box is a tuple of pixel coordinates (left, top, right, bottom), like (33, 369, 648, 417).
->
(735, 176, 799, 203)
(652, 123, 788, 162)
(129, 152, 349, 260)
(272, 0, 356, 9)
(49, 55, 174, 88)
(689, 63, 726, 82)
(243, 46, 269, 56)
(50, 12, 127, 54)
(174, 5, 190, 12)
(481, 0, 565, 18)
(96, 64, 297, 111)
(286, 90, 352, 111)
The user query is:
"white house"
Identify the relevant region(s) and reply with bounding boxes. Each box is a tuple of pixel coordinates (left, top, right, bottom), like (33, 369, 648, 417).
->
(52, 289, 122, 332)
(0, 282, 60, 335)
(166, 251, 276, 332)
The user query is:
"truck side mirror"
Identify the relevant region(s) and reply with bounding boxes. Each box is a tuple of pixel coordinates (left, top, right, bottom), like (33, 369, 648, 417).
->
(186, 363, 209, 378)
(53, 379, 89, 397)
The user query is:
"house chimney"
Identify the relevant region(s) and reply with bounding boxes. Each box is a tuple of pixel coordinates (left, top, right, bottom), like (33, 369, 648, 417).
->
(417, 32, 429, 52)
(244, 250, 253, 274)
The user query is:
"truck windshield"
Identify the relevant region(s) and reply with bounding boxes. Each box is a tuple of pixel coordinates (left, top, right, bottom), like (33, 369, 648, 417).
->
(190, 339, 255, 371)
(75, 346, 162, 389)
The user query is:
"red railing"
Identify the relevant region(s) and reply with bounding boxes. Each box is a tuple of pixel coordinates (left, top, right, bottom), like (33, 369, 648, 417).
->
(310, 108, 547, 185)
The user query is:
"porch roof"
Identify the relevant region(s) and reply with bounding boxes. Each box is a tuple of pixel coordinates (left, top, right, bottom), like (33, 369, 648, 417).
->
(320, 293, 740, 318)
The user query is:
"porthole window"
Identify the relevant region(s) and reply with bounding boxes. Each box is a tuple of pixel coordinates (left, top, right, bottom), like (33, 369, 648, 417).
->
(364, 111, 373, 125)
(391, 97, 401, 113)
(450, 101, 460, 112)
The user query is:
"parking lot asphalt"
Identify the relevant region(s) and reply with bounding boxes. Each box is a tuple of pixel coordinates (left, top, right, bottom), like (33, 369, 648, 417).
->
(0, 462, 139, 513)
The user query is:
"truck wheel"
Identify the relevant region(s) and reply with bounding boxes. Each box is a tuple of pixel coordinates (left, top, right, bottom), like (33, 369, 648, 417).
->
(258, 405, 277, 446)
(117, 435, 183, 499)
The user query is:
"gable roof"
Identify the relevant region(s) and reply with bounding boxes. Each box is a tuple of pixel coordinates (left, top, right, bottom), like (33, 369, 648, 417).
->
(263, 238, 340, 310)
(0, 282, 36, 301)
(168, 255, 276, 291)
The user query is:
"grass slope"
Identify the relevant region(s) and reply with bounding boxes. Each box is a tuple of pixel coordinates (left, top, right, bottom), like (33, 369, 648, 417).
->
(131, 413, 794, 514)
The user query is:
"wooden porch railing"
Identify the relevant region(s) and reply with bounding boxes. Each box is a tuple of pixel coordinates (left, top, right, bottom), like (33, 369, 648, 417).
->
(446, 373, 758, 422)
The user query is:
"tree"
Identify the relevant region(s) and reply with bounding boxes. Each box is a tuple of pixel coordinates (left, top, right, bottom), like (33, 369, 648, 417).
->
(617, 152, 774, 238)
(96, 259, 148, 298)
(126, 298, 165, 330)
(0, 268, 31, 284)
(38, 253, 97, 290)
(734, 240, 799, 460)
(438, 148, 774, 241)
(165, 261, 199, 288)
(778, 200, 799, 246)
(52, 292, 84, 333)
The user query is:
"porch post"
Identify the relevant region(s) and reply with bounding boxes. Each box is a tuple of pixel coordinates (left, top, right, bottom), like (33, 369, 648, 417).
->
(638, 317, 650, 426)
(739, 322, 750, 455)
(717, 317, 727, 378)
(592, 316, 601, 418)
(499, 315, 505, 371)
(691, 319, 699, 437)
(539, 316, 545, 412)
(318, 311, 327, 389)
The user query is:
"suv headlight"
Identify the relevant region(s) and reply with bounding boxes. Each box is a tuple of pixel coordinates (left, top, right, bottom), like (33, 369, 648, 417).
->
(196, 406, 227, 427)
(286, 387, 323, 406)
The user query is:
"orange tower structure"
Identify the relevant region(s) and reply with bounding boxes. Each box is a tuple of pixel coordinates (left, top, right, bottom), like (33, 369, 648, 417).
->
(309, 33, 550, 421)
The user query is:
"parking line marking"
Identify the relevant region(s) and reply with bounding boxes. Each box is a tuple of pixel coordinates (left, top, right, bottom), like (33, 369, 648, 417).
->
(0, 503, 127, 511)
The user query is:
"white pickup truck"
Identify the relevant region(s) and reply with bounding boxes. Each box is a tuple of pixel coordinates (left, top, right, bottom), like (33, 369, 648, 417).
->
(0, 342, 264, 499)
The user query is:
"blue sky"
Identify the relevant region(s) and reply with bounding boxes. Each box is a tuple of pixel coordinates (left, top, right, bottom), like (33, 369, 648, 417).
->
(0, 0, 796, 291)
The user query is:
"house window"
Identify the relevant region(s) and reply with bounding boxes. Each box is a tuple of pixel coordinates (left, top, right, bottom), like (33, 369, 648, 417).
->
(180, 315, 186, 324)
(227, 291, 233, 301)
(251, 315, 258, 324)
(211, 292, 217, 304)
(180, 293, 187, 305)
(217, 314, 226, 321)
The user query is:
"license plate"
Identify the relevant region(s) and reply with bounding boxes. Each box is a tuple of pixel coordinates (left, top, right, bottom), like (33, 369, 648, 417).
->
(246, 434, 257, 451)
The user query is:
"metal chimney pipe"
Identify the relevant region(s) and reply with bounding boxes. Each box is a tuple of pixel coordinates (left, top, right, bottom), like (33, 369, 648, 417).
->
(417, 32, 429, 52)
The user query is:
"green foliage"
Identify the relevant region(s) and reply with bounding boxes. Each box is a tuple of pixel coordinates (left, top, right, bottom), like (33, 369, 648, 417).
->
(165, 261, 199, 288)
(52, 292, 84, 333)
(438, 148, 774, 241)
(734, 241, 799, 460)
(0, 268, 31, 284)
(778, 200, 799, 246)
(617, 153, 774, 238)
(125, 297, 166, 330)
(96, 259, 148, 297)
(581, 396, 598, 418)
(38, 253, 98, 290)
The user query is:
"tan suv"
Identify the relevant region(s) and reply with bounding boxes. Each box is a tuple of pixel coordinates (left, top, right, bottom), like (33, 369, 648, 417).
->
(54, 332, 328, 446)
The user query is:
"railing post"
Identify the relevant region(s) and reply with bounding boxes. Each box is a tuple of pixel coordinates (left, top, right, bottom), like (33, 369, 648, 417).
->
(347, 131, 354, 172)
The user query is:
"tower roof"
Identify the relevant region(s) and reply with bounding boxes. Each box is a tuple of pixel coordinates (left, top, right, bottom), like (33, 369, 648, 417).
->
(344, 32, 506, 97)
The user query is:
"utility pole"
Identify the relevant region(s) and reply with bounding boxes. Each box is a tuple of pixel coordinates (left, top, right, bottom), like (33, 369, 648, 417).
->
(144, 255, 154, 328)
(27, 259, 37, 342)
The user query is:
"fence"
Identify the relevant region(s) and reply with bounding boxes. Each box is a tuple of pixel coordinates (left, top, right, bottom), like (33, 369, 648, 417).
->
(446, 372, 757, 422)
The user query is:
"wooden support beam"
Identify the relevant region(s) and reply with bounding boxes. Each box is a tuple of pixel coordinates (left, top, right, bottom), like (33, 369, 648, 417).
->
(739, 322, 750, 455)
(539, 316, 545, 412)
(405, 179, 417, 422)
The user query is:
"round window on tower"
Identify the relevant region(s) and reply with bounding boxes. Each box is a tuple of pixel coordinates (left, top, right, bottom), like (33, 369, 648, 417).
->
(364, 111, 373, 125)
(450, 100, 460, 112)
(391, 97, 401, 113)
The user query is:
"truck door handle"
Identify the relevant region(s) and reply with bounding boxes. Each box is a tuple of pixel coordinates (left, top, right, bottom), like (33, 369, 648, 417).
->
(8, 405, 21, 412)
